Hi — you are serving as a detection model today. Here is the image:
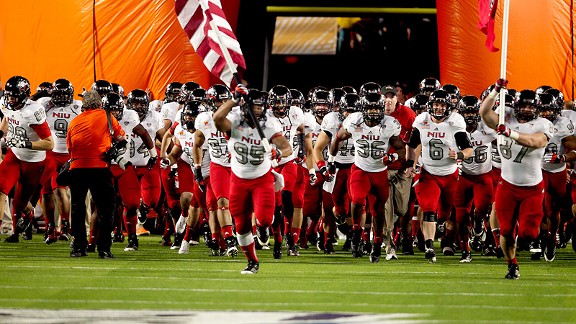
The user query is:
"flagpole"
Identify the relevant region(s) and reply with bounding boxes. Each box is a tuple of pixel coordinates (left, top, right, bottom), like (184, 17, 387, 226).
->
(198, 0, 272, 153)
(498, 0, 511, 141)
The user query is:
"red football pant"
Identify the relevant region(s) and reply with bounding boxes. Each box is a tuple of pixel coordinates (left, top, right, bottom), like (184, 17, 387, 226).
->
(349, 165, 390, 222)
(229, 171, 275, 235)
(455, 171, 494, 222)
(414, 168, 459, 221)
(0, 150, 46, 214)
(134, 165, 161, 209)
(209, 162, 231, 201)
(495, 178, 544, 239)
(332, 166, 351, 217)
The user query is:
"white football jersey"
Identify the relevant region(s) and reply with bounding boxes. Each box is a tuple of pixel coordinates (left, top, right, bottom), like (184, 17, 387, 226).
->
(321, 111, 355, 164)
(499, 115, 554, 186)
(39, 99, 82, 154)
(111, 109, 140, 166)
(149, 100, 163, 113)
(2, 99, 48, 162)
(412, 111, 467, 176)
(342, 112, 401, 172)
(161, 101, 180, 123)
(129, 110, 163, 167)
(561, 110, 576, 133)
(228, 113, 283, 179)
(195, 110, 232, 167)
(267, 106, 305, 165)
(542, 116, 574, 173)
(461, 121, 497, 175)
(173, 123, 210, 177)
(305, 113, 326, 171)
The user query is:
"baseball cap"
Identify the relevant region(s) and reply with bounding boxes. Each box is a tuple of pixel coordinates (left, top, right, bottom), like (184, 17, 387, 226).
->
(382, 85, 397, 96)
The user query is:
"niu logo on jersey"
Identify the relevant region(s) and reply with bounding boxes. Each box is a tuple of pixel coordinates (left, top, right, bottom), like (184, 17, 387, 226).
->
(361, 134, 380, 140)
(52, 112, 71, 118)
(184, 141, 193, 147)
(311, 133, 319, 138)
(241, 136, 260, 145)
(7, 117, 19, 125)
(427, 131, 445, 138)
(210, 131, 226, 138)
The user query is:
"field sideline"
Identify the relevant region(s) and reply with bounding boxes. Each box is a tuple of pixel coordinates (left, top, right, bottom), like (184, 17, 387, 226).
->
(1, 235, 575, 323)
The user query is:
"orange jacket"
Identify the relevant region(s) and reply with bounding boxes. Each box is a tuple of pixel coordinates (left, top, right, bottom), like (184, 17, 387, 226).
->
(66, 109, 125, 169)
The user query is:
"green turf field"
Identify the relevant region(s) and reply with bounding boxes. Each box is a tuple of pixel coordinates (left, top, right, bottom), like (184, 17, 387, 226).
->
(1, 235, 575, 322)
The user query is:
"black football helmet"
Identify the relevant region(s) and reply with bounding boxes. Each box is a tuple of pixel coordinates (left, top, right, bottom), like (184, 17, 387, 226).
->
(428, 89, 452, 120)
(442, 84, 461, 105)
(92, 80, 113, 96)
(419, 77, 441, 96)
(268, 85, 292, 118)
(165, 82, 183, 103)
(310, 89, 331, 119)
(361, 93, 385, 123)
(51, 79, 74, 107)
(206, 84, 232, 111)
(458, 95, 481, 125)
(181, 100, 203, 131)
(410, 94, 429, 115)
(515, 89, 539, 121)
(545, 88, 564, 110)
(535, 85, 553, 95)
(359, 82, 381, 96)
(341, 85, 357, 94)
(190, 88, 206, 102)
(102, 93, 124, 120)
(242, 89, 268, 127)
(494, 93, 516, 111)
(537, 93, 560, 122)
(179, 81, 202, 104)
(33, 81, 53, 100)
(339, 93, 361, 121)
(126, 89, 150, 121)
(4, 76, 31, 110)
(111, 83, 125, 98)
(328, 88, 345, 109)
(289, 89, 305, 109)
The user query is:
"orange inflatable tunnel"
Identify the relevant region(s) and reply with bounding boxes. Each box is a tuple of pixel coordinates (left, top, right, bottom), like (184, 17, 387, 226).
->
(0, 0, 238, 100)
(437, 0, 575, 100)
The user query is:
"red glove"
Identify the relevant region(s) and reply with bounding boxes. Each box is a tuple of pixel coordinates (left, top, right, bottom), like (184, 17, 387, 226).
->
(316, 160, 334, 182)
(494, 78, 508, 93)
(543, 153, 565, 164)
(383, 153, 398, 165)
(270, 148, 282, 162)
(496, 124, 512, 137)
(234, 84, 249, 100)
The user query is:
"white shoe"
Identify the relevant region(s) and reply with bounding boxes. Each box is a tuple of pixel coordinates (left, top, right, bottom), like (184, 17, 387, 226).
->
(189, 239, 200, 246)
(175, 216, 187, 234)
(178, 240, 190, 254)
(385, 247, 398, 261)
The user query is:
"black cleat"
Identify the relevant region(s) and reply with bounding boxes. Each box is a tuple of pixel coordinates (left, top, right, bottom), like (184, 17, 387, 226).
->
(504, 264, 520, 279)
(529, 239, 542, 260)
(543, 238, 556, 262)
(138, 200, 148, 224)
(44, 224, 58, 245)
(370, 242, 382, 263)
(124, 234, 139, 251)
(86, 243, 96, 253)
(256, 226, 270, 247)
(98, 251, 114, 259)
(324, 242, 335, 254)
(425, 248, 437, 263)
(342, 235, 352, 252)
(59, 221, 71, 241)
(70, 240, 88, 257)
(225, 236, 238, 257)
(171, 233, 184, 250)
(460, 250, 472, 263)
(402, 238, 414, 255)
(113, 230, 125, 243)
(4, 233, 19, 243)
(363, 240, 372, 256)
(240, 260, 259, 274)
(273, 240, 283, 259)
(350, 229, 363, 258)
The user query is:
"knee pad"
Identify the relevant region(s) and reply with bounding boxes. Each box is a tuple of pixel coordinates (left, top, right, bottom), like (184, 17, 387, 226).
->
(281, 191, 294, 218)
(423, 211, 438, 223)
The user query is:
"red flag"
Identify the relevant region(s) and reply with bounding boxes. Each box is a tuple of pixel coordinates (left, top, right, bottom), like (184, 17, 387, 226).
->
(478, 0, 499, 52)
(175, 0, 246, 86)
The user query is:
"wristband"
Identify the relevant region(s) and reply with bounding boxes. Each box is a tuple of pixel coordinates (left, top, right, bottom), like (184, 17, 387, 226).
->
(316, 160, 326, 169)
(405, 159, 415, 168)
(328, 155, 336, 163)
(149, 148, 157, 158)
(457, 152, 464, 160)
(509, 130, 520, 141)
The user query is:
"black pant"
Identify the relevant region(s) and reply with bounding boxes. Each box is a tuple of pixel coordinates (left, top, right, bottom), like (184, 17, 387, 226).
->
(69, 168, 115, 252)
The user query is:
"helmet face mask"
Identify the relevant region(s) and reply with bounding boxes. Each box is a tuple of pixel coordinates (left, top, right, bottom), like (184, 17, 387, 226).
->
(458, 95, 481, 125)
(537, 93, 560, 122)
(428, 89, 452, 120)
(411, 94, 429, 115)
(361, 93, 385, 123)
(102, 93, 124, 120)
(4, 76, 31, 110)
(289, 89, 305, 109)
(515, 90, 539, 121)
(51, 79, 74, 107)
(206, 84, 231, 111)
(181, 100, 204, 131)
(339, 93, 360, 121)
(242, 89, 268, 127)
(127, 89, 150, 121)
(165, 82, 183, 103)
(420, 77, 441, 96)
(92, 80, 113, 97)
(268, 85, 292, 118)
(311, 90, 331, 119)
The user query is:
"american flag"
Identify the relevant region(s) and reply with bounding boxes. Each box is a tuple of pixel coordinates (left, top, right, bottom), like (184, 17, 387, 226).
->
(175, 0, 246, 86)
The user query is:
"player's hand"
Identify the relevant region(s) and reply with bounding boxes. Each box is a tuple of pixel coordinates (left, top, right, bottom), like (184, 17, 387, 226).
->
(317, 161, 334, 182)
(496, 124, 512, 137)
(308, 172, 318, 186)
(270, 148, 282, 162)
(116, 157, 132, 170)
(193, 165, 206, 192)
(160, 158, 171, 169)
(234, 84, 249, 101)
(494, 78, 508, 93)
(7, 138, 32, 149)
(404, 167, 416, 178)
(146, 156, 158, 170)
(544, 153, 565, 164)
(382, 153, 398, 165)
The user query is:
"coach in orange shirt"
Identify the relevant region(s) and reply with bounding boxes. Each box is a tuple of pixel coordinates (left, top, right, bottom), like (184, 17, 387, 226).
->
(67, 90, 126, 258)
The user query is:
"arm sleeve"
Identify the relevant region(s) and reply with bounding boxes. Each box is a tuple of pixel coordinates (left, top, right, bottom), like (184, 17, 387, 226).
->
(30, 122, 52, 139)
(455, 131, 472, 150)
(406, 128, 421, 148)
